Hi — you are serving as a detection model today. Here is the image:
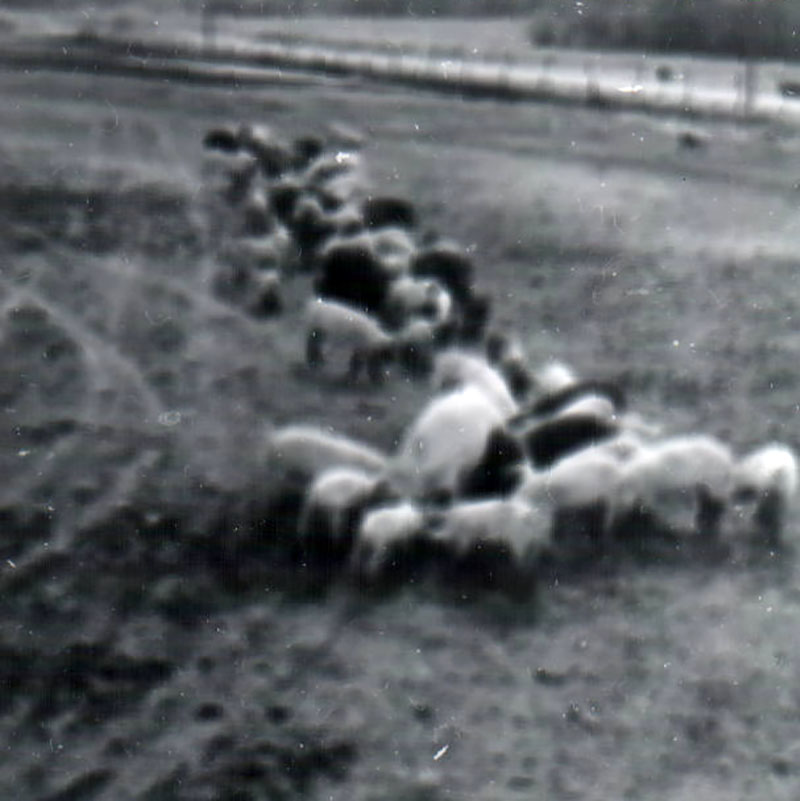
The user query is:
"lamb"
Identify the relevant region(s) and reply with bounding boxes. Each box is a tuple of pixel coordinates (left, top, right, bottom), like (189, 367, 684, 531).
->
(350, 501, 428, 582)
(304, 298, 395, 383)
(387, 384, 509, 503)
(247, 269, 283, 318)
(428, 496, 550, 568)
(384, 276, 452, 330)
(431, 349, 519, 419)
(265, 423, 388, 493)
(314, 236, 395, 315)
(297, 466, 389, 562)
(532, 360, 580, 395)
(238, 123, 293, 178)
(411, 240, 475, 306)
(361, 196, 417, 231)
(511, 392, 630, 468)
(731, 443, 799, 547)
(516, 444, 628, 557)
(613, 434, 735, 542)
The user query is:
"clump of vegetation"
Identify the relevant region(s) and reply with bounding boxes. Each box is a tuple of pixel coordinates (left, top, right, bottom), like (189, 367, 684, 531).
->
(528, 0, 800, 60)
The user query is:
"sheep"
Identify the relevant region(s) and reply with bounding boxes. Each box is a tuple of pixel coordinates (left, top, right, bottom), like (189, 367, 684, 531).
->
(291, 195, 339, 266)
(269, 178, 304, 225)
(297, 466, 389, 563)
(730, 443, 798, 547)
(384, 276, 452, 330)
(411, 240, 475, 307)
(527, 378, 627, 418)
(361, 196, 417, 231)
(456, 289, 493, 346)
(516, 445, 628, 558)
(303, 150, 362, 189)
(509, 388, 628, 468)
(392, 318, 440, 378)
(202, 150, 258, 206)
(220, 227, 294, 275)
(291, 134, 325, 170)
(532, 360, 579, 396)
(237, 123, 293, 178)
(265, 423, 388, 494)
(203, 125, 240, 153)
(350, 500, 429, 582)
(431, 349, 519, 419)
(304, 298, 395, 384)
(240, 187, 274, 237)
(427, 496, 551, 584)
(485, 331, 533, 400)
(247, 269, 282, 318)
(613, 434, 735, 543)
(314, 237, 394, 315)
(387, 384, 508, 503)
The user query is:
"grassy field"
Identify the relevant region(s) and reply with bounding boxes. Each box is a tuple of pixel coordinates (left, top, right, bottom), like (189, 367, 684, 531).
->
(3, 15, 800, 801)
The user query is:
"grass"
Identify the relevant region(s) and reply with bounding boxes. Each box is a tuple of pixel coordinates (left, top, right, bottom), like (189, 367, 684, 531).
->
(2, 20, 800, 801)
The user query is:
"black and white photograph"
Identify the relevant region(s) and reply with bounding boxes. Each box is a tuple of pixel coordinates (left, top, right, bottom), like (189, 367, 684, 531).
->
(2, 1, 800, 798)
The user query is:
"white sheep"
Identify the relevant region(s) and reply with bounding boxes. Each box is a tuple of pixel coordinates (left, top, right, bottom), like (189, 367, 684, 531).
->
(387, 384, 507, 502)
(304, 298, 395, 383)
(731, 443, 799, 546)
(431, 349, 518, 419)
(265, 423, 388, 492)
(297, 465, 387, 556)
(350, 500, 427, 580)
(614, 434, 735, 540)
(516, 445, 628, 555)
(533, 360, 579, 395)
(428, 496, 550, 567)
(385, 276, 452, 330)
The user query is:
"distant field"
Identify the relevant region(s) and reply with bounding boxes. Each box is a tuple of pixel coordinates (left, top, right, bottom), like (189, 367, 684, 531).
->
(3, 21, 800, 801)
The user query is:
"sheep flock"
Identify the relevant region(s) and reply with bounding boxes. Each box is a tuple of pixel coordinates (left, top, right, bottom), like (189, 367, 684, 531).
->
(201, 118, 798, 600)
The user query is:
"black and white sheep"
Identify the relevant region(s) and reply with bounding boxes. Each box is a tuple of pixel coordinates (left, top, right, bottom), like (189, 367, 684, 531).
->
(304, 298, 395, 383)
(387, 384, 510, 503)
(350, 500, 429, 582)
(411, 240, 475, 308)
(731, 443, 798, 547)
(384, 276, 452, 331)
(297, 465, 389, 562)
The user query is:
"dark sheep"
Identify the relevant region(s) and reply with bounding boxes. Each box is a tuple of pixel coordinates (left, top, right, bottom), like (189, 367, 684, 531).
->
(292, 135, 326, 170)
(315, 240, 393, 315)
(525, 379, 627, 419)
(411, 243, 475, 307)
(457, 290, 493, 345)
(269, 180, 304, 225)
(203, 126, 240, 153)
(521, 414, 619, 468)
(460, 426, 527, 499)
(362, 196, 417, 231)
